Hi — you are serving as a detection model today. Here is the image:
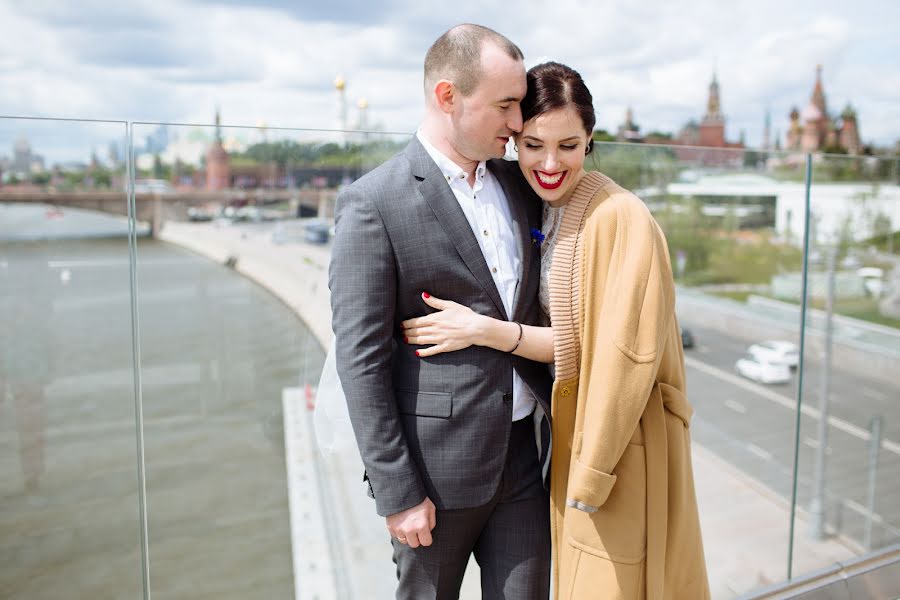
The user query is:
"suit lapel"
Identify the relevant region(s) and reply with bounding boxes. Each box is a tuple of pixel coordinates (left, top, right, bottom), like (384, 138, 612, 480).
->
(406, 139, 507, 319)
(490, 159, 534, 323)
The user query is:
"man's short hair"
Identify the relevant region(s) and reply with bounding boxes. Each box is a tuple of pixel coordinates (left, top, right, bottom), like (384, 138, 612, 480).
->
(424, 24, 523, 97)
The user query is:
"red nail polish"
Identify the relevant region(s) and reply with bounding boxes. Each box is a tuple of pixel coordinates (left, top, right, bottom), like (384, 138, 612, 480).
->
(423, 292, 430, 299)
(404, 336, 409, 343)
(415, 350, 420, 357)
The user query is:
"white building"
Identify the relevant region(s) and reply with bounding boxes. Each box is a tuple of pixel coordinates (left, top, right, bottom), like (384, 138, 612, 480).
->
(645, 172, 900, 247)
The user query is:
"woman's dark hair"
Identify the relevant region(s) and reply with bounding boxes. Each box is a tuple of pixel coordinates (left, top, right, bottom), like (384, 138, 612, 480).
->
(521, 62, 596, 153)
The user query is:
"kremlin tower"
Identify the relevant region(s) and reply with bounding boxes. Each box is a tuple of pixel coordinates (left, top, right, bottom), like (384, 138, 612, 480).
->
(205, 108, 231, 190)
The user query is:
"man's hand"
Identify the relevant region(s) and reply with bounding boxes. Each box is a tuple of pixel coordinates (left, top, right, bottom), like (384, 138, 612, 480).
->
(386, 496, 436, 548)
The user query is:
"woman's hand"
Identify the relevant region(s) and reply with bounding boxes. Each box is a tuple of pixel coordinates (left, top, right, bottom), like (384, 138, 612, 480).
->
(401, 293, 486, 357)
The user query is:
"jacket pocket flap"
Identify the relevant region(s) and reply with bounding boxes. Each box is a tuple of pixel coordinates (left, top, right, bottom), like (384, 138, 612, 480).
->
(396, 390, 452, 418)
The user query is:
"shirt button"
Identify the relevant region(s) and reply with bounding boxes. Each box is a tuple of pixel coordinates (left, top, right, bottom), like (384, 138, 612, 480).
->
(491, 267, 498, 274)
(483, 229, 489, 236)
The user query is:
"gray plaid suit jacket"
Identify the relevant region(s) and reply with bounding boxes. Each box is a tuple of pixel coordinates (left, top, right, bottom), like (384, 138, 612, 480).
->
(329, 137, 553, 517)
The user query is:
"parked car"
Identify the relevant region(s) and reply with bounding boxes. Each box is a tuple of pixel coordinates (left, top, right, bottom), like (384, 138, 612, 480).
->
(680, 327, 695, 349)
(187, 204, 218, 222)
(304, 219, 331, 245)
(747, 341, 799, 370)
(735, 354, 791, 384)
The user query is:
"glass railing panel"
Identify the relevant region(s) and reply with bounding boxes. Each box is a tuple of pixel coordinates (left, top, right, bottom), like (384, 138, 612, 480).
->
(791, 151, 900, 576)
(0, 116, 143, 598)
(130, 122, 411, 599)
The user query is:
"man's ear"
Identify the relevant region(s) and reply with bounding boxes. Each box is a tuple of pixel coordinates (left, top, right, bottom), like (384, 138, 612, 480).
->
(433, 80, 455, 115)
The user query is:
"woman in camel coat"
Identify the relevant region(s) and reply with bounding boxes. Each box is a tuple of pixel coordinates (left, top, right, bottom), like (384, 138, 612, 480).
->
(402, 61, 709, 599)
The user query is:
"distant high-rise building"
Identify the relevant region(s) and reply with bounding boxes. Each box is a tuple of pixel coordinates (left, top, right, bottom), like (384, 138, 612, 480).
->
(143, 124, 170, 155)
(12, 136, 32, 175)
(107, 140, 121, 166)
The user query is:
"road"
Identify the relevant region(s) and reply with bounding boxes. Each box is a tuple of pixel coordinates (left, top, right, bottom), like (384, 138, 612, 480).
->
(683, 322, 900, 549)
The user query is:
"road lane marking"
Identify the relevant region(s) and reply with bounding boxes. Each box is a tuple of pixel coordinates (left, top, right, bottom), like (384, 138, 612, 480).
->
(724, 399, 747, 414)
(746, 443, 772, 461)
(685, 355, 900, 457)
(840, 499, 900, 539)
(47, 259, 193, 268)
(843, 498, 884, 524)
(863, 387, 886, 401)
(802, 437, 832, 454)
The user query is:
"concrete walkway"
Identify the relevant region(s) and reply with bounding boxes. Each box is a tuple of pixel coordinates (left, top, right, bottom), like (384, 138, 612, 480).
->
(159, 219, 857, 599)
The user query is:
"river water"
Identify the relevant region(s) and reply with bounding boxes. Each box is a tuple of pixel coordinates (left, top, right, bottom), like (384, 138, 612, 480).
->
(1, 205, 325, 598)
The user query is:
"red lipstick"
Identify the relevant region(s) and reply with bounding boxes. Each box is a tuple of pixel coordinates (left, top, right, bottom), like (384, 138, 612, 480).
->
(534, 170, 567, 190)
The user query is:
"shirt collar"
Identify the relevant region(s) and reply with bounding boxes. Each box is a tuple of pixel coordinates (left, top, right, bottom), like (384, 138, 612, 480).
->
(416, 129, 487, 184)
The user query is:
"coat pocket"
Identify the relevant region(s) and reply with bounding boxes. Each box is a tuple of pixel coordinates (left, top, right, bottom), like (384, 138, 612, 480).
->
(566, 435, 647, 563)
(564, 548, 645, 600)
(395, 390, 452, 418)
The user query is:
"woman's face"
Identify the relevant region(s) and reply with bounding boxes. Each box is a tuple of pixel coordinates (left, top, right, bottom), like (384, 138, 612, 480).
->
(516, 106, 591, 204)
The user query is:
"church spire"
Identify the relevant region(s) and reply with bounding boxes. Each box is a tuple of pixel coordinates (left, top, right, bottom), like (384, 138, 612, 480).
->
(811, 65, 827, 118)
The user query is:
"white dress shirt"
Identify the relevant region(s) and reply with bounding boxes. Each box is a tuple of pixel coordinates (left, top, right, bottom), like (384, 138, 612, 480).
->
(417, 130, 536, 421)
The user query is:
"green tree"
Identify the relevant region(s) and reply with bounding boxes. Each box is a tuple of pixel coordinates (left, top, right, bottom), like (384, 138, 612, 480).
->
(871, 212, 894, 254)
(92, 168, 112, 189)
(30, 172, 51, 185)
(592, 129, 616, 143)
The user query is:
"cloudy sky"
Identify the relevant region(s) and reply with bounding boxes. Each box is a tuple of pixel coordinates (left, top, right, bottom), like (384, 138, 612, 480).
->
(1, 0, 898, 161)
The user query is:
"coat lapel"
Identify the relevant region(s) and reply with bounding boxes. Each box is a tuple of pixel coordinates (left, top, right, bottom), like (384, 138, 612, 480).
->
(490, 159, 534, 323)
(405, 139, 507, 318)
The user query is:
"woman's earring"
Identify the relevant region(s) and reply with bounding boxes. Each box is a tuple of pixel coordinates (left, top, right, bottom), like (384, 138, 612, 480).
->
(514, 143, 519, 152)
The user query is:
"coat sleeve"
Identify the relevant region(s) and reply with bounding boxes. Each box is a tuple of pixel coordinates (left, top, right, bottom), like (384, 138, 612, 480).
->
(566, 195, 675, 510)
(329, 184, 427, 517)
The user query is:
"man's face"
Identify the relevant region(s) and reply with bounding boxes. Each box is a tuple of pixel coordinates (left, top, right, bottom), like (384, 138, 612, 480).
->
(449, 44, 526, 162)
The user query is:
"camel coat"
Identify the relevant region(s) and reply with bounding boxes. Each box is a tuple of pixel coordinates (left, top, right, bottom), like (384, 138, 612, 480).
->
(548, 171, 710, 599)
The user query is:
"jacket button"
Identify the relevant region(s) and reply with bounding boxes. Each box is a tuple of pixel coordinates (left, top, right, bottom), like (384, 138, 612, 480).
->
(561, 386, 571, 397)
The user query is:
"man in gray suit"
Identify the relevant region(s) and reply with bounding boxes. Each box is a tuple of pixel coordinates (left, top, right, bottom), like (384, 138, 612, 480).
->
(329, 23, 552, 599)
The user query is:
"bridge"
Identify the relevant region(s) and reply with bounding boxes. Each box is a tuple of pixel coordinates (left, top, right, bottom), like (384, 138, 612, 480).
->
(0, 188, 337, 236)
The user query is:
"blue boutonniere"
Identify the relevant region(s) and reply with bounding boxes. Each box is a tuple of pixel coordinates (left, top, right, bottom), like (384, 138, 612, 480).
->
(531, 227, 545, 247)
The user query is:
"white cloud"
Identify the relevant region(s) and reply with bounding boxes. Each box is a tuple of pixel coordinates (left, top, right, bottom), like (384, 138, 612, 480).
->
(1, 0, 898, 164)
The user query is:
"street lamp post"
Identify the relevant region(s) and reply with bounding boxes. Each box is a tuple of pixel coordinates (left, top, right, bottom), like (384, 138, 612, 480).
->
(335, 75, 348, 145)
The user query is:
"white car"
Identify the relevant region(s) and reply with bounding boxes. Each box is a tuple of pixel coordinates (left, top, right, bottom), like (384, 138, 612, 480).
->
(747, 341, 799, 370)
(735, 354, 791, 384)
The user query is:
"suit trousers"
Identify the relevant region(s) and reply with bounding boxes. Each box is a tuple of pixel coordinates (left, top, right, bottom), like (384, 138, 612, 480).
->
(391, 415, 550, 599)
